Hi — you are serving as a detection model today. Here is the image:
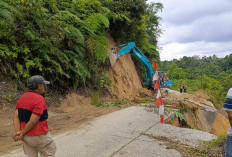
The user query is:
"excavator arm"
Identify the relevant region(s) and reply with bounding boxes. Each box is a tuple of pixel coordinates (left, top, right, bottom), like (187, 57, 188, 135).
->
(109, 42, 154, 88)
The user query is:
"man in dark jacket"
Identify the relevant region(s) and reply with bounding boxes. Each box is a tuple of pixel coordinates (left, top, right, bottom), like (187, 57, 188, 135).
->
(224, 87, 232, 157)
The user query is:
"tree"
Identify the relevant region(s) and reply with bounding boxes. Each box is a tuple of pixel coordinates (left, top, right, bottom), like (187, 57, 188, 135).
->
(0, 0, 163, 90)
(166, 63, 189, 79)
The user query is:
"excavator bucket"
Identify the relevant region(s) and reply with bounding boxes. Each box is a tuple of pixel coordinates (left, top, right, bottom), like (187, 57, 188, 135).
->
(108, 48, 120, 67)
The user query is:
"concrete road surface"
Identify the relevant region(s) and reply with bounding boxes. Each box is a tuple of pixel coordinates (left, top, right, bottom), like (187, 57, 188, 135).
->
(1, 106, 216, 157)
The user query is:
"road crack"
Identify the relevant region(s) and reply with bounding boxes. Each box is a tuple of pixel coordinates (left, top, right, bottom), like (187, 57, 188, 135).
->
(109, 121, 160, 157)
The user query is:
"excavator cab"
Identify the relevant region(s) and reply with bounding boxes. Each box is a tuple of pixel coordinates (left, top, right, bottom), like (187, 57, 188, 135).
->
(153, 71, 173, 88)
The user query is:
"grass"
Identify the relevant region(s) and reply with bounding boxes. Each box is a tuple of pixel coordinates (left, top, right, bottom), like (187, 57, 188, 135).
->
(140, 98, 151, 103)
(186, 134, 226, 156)
(141, 132, 226, 157)
(99, 99, 128, 107)
(202, 133, 227, 147)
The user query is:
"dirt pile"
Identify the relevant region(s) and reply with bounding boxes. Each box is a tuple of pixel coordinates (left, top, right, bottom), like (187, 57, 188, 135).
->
(107, 35, 152, 101)
(211, 113, 230, 136)
(60, 93, 91, 111)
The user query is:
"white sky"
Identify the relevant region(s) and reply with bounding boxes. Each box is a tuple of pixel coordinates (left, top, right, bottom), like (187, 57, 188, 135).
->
(148, 0, 232, 61)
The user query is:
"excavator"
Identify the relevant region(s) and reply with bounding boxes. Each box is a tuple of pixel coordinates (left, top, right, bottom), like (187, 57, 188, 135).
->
(108, 42, 173, 89)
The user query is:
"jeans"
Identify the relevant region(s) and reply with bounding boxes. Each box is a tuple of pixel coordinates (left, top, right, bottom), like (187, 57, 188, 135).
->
(225, 136, 232, 157)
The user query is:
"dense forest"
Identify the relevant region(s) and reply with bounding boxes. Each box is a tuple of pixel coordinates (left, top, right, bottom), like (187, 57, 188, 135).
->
(161, 54, 232, 108)
(0, 0, 162, 90)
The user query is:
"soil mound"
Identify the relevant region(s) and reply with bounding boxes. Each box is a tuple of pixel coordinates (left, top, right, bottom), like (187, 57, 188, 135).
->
(109, 53, 144, 101)
(107, 35, 152, 101)
(61, 93, 91, 111)
(211, 113, 230, 136)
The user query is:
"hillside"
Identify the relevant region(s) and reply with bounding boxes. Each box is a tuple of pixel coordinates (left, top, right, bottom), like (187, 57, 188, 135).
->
(0, 0, 231, 156)
(0, 0, 161, 90)
(0, 38, 230, 155)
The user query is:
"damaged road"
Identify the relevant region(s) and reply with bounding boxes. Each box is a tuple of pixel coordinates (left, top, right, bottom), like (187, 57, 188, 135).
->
(1, 106, 216, 157)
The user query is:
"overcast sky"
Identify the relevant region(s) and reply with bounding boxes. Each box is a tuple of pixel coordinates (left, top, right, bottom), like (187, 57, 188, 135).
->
(148, 0, 232, 61)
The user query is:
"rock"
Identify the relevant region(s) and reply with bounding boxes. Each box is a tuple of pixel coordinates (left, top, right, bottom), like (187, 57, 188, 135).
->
(162, 88, 218, 133)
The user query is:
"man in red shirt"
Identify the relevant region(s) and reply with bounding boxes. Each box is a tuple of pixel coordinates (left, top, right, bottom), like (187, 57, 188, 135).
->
(13, 75, 56, 157)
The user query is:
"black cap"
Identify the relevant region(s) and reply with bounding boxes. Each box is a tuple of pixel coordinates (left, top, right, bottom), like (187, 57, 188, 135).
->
(28, 75, 50, 89)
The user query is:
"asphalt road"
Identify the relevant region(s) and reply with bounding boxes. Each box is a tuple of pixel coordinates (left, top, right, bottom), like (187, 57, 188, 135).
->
(1, 106, 216, 157)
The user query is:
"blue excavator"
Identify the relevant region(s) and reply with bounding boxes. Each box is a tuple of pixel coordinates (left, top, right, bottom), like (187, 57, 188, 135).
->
(109, 42, 173, 89)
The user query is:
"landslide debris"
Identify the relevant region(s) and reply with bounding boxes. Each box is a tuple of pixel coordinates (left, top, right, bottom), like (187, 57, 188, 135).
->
(161, 89, 229, 135)
(107, 35, 152, 101)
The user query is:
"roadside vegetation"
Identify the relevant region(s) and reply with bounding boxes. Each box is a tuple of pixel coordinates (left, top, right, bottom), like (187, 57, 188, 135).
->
(142, 132, 226, 157)
(161, 55, 232, 108)
(0, 0, 162, 91)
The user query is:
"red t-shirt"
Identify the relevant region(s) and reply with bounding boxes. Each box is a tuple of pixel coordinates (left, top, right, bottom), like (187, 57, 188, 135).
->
(16, 91, 49, 136)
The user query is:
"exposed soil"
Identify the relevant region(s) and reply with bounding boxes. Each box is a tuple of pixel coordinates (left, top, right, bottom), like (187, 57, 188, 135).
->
(107, 34, 152, 101)
(211, 113, 230, 136)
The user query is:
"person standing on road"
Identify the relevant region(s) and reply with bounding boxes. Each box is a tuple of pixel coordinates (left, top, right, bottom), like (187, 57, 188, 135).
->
(180, 84, 183, 93)
(184, 84, 187, 93)
(13, 75, 56, 157)
(224, 87, 232, 157)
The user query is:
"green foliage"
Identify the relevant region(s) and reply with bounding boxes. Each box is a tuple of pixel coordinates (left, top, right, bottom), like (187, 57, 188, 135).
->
(113, 99, 128, 105)
(203, 133, 227, 148)
(103, 0, 162, 81)
(99, 73, 112, 89)
(86, 36, 109, 62)
(186, 134, 227, 156)
(91, 91, 100, 106)
(0, 0, 162, 90)
(162, 54, 232, 108)
(166, 107, 184, 121)
(0, 0, 122, 88)
(175, 111, 183, 121)
(140, 98, 151, 103)
(166, 63, 189, 79)
(98, 99, 128, 107)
